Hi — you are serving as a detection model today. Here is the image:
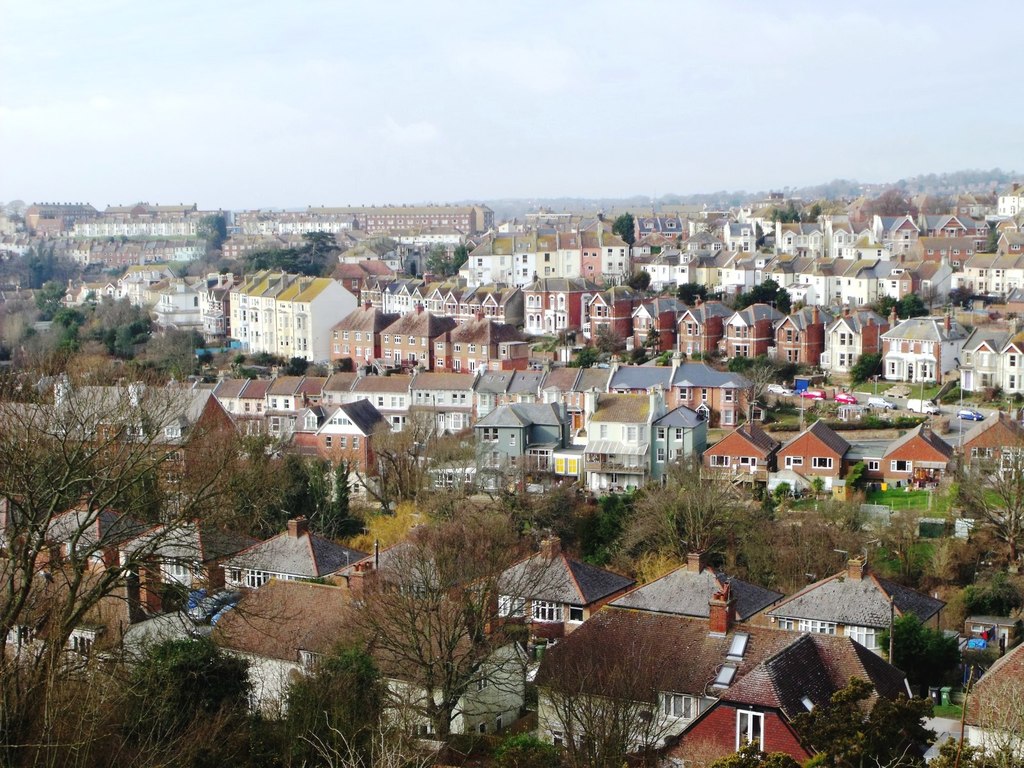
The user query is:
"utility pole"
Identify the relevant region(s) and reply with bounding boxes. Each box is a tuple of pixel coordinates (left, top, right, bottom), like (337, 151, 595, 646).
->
(888, 595, 895, 662)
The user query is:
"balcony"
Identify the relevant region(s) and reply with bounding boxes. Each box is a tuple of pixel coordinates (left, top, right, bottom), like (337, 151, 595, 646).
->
(585, 455, 648, 474)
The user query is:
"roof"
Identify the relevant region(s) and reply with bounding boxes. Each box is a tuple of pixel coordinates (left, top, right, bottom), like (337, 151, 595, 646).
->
(671, 362, 751, 390)
(474, 371, 515, 395)
(882, 316, 968, 343)
(766, 562, 944, 628)
(323, 372, 358, 393)
(612, 562, 782, 620)
(350, 374, 412, 394)
(652, 406, 703, 429)
(882, 424, 954, 461)
(382, 310, 457, 338)
(226, 524, 366, 579)
(334, 399, 386, 435)
(499, 549, 634, 606)
(781, 420, 851, 457)
(475, 402, 564, 429)
(721, 633, 908, 718)
(540, 367, 581, 392)
(591, 393, 650, 423)
(410, 372, 476, 391)
(961, 411, 1024, 445)
(608, 366, 673, 391)
(506, 370, 544, 395)
(332, 305, 400, 334)
(965, 641, 1024, 730)
(449, 317, 522, 346)
(213, 580, 350, 662)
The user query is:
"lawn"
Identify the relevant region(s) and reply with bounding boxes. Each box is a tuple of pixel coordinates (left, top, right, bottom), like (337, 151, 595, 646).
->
(864, 486, 951, 515)
(933, 703, 963, 719)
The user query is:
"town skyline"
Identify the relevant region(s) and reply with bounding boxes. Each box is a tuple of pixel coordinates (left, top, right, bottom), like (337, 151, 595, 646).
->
(3, 1, 1023, 209)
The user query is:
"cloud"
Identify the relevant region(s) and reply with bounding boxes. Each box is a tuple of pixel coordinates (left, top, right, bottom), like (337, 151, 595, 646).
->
(381, 117, 440, 145)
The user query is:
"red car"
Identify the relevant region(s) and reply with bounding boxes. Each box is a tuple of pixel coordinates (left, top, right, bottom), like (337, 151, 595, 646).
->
(799, 389, 826, 400)
(835, 392, 858, 404)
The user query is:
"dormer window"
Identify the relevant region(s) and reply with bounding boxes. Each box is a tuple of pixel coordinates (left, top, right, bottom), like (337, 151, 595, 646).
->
(165, 425, 182, 439)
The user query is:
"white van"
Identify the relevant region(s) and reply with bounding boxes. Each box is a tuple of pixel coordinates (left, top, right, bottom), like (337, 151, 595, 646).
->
(907, 398, 940, 415)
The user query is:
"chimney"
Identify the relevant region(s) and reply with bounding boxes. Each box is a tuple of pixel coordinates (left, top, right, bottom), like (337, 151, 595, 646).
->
(889, 306, 898, 327)
(540, 537, 562, 560)
(415, 303, 424, 314)
(476, 309, 485, 321)
(944, 313, 951, 333)
(709, 583, 736, 635)
(847, 557, 867, 581)
(287, 516, 309, 538)
(364, 299, 372, 310)
(686, 551, 706, 574)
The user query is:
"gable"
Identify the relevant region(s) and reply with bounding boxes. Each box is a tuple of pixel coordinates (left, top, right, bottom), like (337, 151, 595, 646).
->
(778, 431, 844, 459)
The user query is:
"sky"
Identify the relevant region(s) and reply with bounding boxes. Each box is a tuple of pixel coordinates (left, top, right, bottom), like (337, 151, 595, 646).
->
(2, 0, 1023, 210)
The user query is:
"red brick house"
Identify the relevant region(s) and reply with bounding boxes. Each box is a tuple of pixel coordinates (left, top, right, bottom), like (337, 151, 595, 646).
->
(585, 285, 641, 342)
(632, 297, 684, 353)
(723, 304, 784, 359)
(703, 423, 780, 482)
(669, 631, 911, 765)
(961, 412, 1024, 468)
(776, 421, 850, 490)
(380, 305, 457, 370)
(312, 399, 386, 472)
(870, 423, 953, 486)
(330, 302, 400, 367)
(774, 306, 831, 366)
(523, 277, 600, 337)
(436, 315, 527, 373)
(677, 300, 732, 357)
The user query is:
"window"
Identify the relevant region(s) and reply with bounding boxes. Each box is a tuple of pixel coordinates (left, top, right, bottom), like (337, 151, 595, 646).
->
(481, 427, 498, 442)
(736, 710, 764, 749)
(568, 606, 585, 622)
(246, 570, 270, 589)
(663, 693, 694, 719)
(657, 427, 666, 440)
(812, 457, 833, 469)
(657, 448, 666, 462)
(797, 619, 837, 635)
(868, 460, 880, 471)
(498, 595, 525, 617)
(891, 459, 911, 473)
(710, 455, 731, 467)
(846, 625, 877, 649)
(533, 601, 563, 622)
(785, 456, 803, 468)
(776, 618, 795, 630)
(509, 433, 516, 447)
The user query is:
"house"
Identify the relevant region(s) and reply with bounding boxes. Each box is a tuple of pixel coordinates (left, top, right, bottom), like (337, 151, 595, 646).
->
(439, 315, 527, 374)
(474, 402, 570, 489)
(346, 374, 411, 431)
(669, 631, 912, 765)
(457, 284, 524, 326)
(611, 551, 782, 622)
(632, 296, 685, 352)
(871, 424, 954, 486)
(380, 305, 457, 371)
(722, 304, 784, 359)
(964, 641, 1024, 759)
(522, 277, 600, 336)
(584, 390, 665, 493)
(873, 215, 920, 256)
(881, 312, 969, 383)
(773, 306, 831, 365)
(765, 557, 944, 651)
(306, 398, 386, 472)
(959, 328, 1024, 395)
(650, 406, 708, 483)
(676, 300, 733, 356)
(329, 302, 400, 367)
(820, 308, 888, 375)
(670, 362, 750, 429)
(224, 517, 366, 590)
(584, 285, 641, 341)
(997, 182, 1024, 217)
(703, 423, 780, 483)
(775, 421, 850, 492)
(497, 537, 634, 641)
(961, 412, 1024, 468)
(213, 579, 351, 714)
(409, 371, 477, 433)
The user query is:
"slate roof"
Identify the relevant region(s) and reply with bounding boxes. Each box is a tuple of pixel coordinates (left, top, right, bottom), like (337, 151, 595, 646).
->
(766, 562, 944, 628)
(475, 403, 564, 428)
(882, 424, 953, 461)
(680, 301, 733, 323)
(334, 399, 386, 434)
(474, 371, 515, 395)
(535, 608, 797, 698)
(351, 374, 412, 394)
(721, 633, 909, 717)
(671, 362, 751, 389)
(827, 309, 886, 334)
(499, 550, 634, 606)
(507, 370, 544, 395)
(227, 525, 366, 579)
(609, 365, 673, 391)
(590, 393, 650, 423)
(47, 507, 148, 550)
(612, 564, 782, 620)
(779, 306, 834, 332)
(652, 406, 703, 429)
(213, 580, 351, 662)
(332, 305, 400, 334)
(731, 303, 783, 326)
(882, 316, 968, 343)
(410, 372, 476, 391)
(732, 423, 781, 455)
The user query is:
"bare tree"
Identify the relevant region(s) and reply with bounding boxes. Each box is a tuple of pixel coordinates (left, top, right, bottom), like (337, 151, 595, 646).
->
(357, 412, 436, 511)
(958, 443, 1024, 566)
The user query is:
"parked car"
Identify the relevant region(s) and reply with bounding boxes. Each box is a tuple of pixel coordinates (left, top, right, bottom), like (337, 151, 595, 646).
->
(188, 590, 242, 624)
(907, 398, 941, 415)
(835, 392, 858, 405)
(767, 384, 795, 396)
(867, 396, 896, 410)
(957, 408, 985, 422)
(799, 389, 826, 400)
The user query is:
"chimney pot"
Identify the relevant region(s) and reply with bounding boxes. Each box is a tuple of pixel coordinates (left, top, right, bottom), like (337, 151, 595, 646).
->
(708, 583, 736, 635)
(847, 557, 866, 581)
(287, 516, 309, 538)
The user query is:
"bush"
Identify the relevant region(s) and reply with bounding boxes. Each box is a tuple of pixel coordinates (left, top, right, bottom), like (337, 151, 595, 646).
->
(494, 734, 563, 768)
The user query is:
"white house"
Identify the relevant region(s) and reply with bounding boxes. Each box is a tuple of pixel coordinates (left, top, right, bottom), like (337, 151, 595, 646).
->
(881, 315, 969, 383)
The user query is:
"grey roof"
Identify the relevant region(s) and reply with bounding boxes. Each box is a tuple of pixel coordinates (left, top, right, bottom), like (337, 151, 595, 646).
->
(961, 326, 1011, 353)
(474, 371, 515, 395)
(732, 303, 783, 325)
(335, 399, 386, 435)
(612, 565, 782, 621)
(507, 370, 544, 395)
(609, 365, 673, 391)
(766, 565, 944, 628)
(882, 316, 968, 342)
(228, 527, 367, 579)
(574, 368, 611, 392)
(499, 550, 635, 605)
(671, 362, 751, 389)
(475, 402, 564, 428)
(653, 406, 703, 428)
(826, 309, 886, 334)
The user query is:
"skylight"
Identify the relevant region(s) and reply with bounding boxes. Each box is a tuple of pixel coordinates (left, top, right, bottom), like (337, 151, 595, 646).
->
(801, 696, 815, 711)
(727, 632, 749, 661)
(712, 664, 737, 688)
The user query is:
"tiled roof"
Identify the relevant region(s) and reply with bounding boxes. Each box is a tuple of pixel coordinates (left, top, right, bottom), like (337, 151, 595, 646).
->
(961, 411, 1024, 445)
(499, 550, 634, 605)
(475, 403, 564, 428)
(612, 564, 782, 620)
(965, 641, 1024, 729)
(671, 362, 750, 389)
(332, 305, 400, 334)
(591, 393, 650, 423)
(213, 580, 350, 662)
(721, 634, 908, 717)
(324, 372, 358, 393)
(238, 379, 270, 399)
(608, 366, 673, 391)
(782, 420, 851, 457)
(351, 374, 412, 394)
(540, 367, 581, 392)
(267, 376, 303, 396)
(574, 368, 611, 392)
(213, 378, 250, 399)
(882, 424, 953, 461)
(227, 525, 366, 579)
(766, 563, 944, 628)
(382, 310, 457, 338)
(715, 423, 781, 456)
(410, 372, 476, 391)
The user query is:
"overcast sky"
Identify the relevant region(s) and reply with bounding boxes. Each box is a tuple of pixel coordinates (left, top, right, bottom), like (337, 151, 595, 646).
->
(2, 0, 1022, 210)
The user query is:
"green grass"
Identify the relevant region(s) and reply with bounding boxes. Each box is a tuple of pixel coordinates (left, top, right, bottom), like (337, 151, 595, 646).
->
(933, 703, 963, 719)
(865, 487, 951, 514)
(881, 383, 943, 400)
